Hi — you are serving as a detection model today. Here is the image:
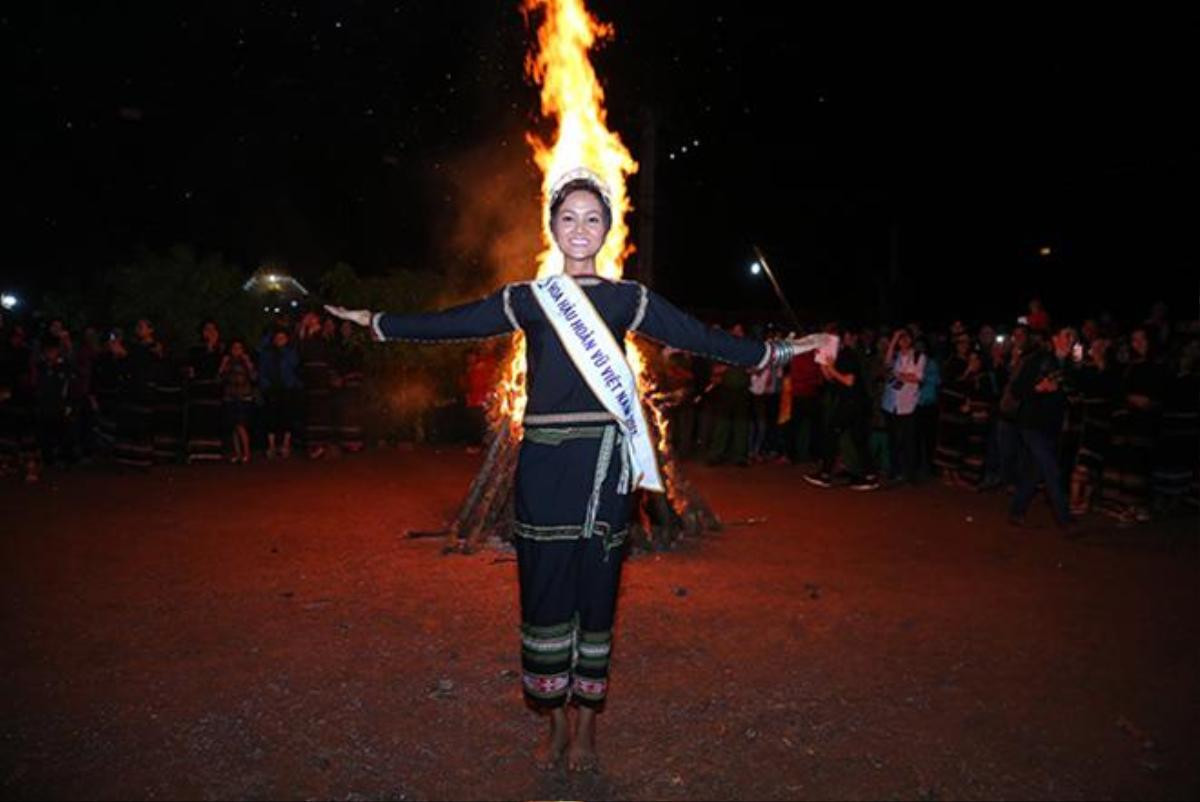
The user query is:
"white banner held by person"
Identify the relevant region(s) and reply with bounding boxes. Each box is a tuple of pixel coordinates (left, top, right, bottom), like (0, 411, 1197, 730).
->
(529, 274, 665, 493)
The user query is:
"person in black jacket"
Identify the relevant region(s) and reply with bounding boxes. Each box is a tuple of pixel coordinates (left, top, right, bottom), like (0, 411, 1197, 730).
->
(804, 325, 879, 489)
(1008, 326, 1077, 529)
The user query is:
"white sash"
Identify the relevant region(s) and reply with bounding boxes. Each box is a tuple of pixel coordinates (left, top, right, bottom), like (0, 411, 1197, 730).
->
(530, 274, 665, 493)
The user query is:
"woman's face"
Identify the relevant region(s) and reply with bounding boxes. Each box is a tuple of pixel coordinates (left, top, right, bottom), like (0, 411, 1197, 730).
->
(896, 331, 912, 351)
(203, 322, 219, 344)
(272, 331, 288, 349)
(230, 342, 245, 359)
(551, 189, 609, 263)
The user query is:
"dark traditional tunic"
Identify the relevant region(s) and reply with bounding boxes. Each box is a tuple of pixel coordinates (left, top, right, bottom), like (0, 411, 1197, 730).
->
(186, 344, 226, 462)
(933, 380, 969, 476)
(298, 335, 336, 452)
(1101, 360, 1163, 514)
(114, 342, 157, 469)
(1152, 372, 1198, 505)
(1073, 364, 1119, 479)
(375, 275, 769, 708)
(0, 342, 36, 473)
(90, 350, 125, 455)
(150, 351, 185, 464)
(334, 336, 367, 451)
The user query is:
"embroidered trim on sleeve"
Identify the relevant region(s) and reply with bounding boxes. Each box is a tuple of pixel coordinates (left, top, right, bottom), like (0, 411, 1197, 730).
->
(754, 341, 773, 371)
(629, 283, 649, 333)
(502, 284, 520, 331)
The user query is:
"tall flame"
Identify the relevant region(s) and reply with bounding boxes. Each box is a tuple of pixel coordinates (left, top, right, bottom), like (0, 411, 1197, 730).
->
(495, 0, 640, 428)
(500, 0, 680, 505)
(523, 0, 638, 279)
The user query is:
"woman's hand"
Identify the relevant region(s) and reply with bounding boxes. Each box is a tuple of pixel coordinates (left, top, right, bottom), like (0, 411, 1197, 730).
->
(324, 305, 372, 328)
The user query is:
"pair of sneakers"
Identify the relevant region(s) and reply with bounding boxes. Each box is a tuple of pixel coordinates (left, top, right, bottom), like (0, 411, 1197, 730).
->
(803, 472, 880, 491)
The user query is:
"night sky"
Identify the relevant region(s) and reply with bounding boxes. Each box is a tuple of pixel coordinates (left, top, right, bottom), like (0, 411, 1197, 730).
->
(7, 2, 1197, 326)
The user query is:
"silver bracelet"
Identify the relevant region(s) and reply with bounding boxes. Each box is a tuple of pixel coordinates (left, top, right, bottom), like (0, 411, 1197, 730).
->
(771, 339, 795, 367)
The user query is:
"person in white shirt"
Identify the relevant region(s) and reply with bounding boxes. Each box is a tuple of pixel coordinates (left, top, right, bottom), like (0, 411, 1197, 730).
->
(881, 327, 926, 483)
(748, 325, 783, 463)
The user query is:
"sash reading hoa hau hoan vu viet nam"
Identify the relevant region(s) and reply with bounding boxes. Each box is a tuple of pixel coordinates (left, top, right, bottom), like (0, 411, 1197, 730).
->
(529, 274, 665, 493)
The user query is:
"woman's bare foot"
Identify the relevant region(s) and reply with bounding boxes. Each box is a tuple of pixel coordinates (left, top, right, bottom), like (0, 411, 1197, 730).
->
(567, 706, 599, 773)
(534, 707, 569, 771)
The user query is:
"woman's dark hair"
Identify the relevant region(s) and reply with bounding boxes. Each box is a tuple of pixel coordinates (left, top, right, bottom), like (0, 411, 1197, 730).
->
(548, 178, 612, 230)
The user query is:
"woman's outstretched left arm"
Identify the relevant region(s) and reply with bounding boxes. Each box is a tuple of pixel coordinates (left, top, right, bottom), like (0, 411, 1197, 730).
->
(628, 285, 820, 370)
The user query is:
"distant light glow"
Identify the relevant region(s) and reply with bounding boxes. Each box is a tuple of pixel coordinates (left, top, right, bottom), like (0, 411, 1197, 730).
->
(1039, 246, 1052, 257)
(1, 293, 17, 310)
(750, 262, 762, 276)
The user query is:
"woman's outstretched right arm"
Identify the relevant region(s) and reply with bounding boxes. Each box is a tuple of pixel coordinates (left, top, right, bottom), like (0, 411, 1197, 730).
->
(327, 286, 520, 343)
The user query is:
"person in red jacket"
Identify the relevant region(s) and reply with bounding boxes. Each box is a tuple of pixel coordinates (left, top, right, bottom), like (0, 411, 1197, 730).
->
(786, 344, 825, 463)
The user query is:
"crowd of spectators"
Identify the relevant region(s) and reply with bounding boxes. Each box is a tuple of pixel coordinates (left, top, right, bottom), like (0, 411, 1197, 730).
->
(3, 297, 1197, 531)
(0, 309, 368, 481)
(657, 298, 1199, 528)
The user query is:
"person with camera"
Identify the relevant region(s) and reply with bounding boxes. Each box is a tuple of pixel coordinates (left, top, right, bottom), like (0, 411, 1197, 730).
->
(881, 327, 925, 484)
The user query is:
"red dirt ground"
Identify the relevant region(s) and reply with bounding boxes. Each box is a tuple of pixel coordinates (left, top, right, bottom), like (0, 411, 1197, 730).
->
(2, 448, 1197, 801)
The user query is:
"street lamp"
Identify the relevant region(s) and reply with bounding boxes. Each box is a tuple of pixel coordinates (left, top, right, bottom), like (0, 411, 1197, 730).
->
(242, 269, 310, 296)
(1, 293, 18, 311)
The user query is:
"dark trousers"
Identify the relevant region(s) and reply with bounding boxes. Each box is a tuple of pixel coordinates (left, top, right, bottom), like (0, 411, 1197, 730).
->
(984, 418, 1021, 485)
(36, 410, 71, 465)
(786, 395, 823, 462)
(670, 401, 697, 459)
(750, 393, 781, 458)
(917, 403, 938, 476)
(264, 388, 299, 436)
(515, 535, 624, 709)
(1011, 427, 1071, 523)
(821, 403, 874, 479)
(885, 410, 919, 482)
(704, 389, 750, 464)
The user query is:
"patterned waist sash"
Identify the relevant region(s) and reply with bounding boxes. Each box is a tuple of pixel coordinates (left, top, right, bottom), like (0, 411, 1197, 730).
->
(523, 422, 629, 551)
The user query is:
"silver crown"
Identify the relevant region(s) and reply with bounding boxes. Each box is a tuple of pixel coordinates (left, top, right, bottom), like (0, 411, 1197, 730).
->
(550, 167, 613, 210)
